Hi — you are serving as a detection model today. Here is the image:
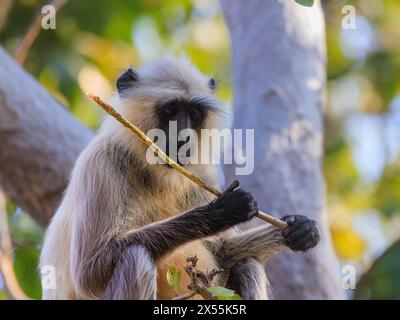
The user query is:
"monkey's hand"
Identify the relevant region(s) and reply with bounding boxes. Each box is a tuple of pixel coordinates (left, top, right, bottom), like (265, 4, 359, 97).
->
(206, 180, 258, 228)
(281, 215, 320, 252)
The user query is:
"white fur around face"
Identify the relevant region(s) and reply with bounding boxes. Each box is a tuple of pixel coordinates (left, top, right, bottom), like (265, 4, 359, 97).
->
(100, 55, 231, 187)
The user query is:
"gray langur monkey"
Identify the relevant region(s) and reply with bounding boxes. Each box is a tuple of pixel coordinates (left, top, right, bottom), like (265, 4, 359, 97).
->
(39, 55, 320, 300)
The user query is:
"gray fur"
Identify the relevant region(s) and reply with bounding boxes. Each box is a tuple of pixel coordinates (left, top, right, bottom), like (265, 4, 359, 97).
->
(227, 258, 269, 300)
(104, 245, 157, 300)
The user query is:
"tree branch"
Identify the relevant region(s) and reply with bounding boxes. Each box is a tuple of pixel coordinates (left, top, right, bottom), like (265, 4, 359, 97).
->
(220, 0, 344, 299)
(0, 46, 93, 227)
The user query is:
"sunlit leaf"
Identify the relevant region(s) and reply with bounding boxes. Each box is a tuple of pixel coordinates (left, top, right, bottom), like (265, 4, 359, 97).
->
(208, 286, 241, 300)
(167, 266, 181, 292)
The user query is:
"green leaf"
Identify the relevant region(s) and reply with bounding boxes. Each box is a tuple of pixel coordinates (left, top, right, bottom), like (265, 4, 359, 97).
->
(294, 0, 314, 7)
(207, 286, 241, 300)
(354, 240, 400, 299)
(166, 266, 181, 292)
(217, 293, 241, 300)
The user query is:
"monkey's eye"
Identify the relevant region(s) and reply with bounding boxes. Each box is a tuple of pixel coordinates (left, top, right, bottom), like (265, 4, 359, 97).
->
(208, 78, 216, 91)
(189, 108, 204, 125)
(163, 107, 177, 119)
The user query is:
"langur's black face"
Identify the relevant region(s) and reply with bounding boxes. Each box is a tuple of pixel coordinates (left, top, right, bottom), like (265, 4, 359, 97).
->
(155, 97, 211, 166)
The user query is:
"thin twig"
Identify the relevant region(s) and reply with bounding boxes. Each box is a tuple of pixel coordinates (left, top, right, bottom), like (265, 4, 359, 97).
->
(0, 191, 29, 300)
(87, 93, 288, 229)
(173, 256, 223, 300)
(172, 290, 197, 300)
(15, 0, 69, 64)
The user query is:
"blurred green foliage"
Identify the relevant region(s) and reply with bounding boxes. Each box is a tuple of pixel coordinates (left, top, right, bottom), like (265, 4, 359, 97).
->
(355, 240, 400, 299)
(0, 0, 399, 299)
(324, 0, 400, 299)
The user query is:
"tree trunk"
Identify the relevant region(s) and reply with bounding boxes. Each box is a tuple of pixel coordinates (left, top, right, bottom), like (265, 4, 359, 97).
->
(220, 0, 343, 299)
(0, 47, 93, 227)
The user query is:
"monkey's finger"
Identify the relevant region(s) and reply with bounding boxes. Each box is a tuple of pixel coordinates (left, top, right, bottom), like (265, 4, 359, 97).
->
(282, 218, 308, 237)
(221, 180, 240, 196)
(287, 229, 320, 251)
(284, 222, 315, 244)
(281, 215, 307, 227)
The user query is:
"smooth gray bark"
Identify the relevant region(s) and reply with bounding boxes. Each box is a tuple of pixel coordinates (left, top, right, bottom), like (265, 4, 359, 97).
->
(0, 47, 93, 227)
(220, 0, 343, 299)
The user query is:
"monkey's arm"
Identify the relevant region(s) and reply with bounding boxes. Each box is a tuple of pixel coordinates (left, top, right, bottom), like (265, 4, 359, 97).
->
(69, 140, 133, 298)
(213, 215, 320, 270)
(118, 181, 258, 261)
(102, 190, 258, 300)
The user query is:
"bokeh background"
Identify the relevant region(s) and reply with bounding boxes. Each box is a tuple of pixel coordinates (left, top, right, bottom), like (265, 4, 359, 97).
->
(0, 0, 399, 299)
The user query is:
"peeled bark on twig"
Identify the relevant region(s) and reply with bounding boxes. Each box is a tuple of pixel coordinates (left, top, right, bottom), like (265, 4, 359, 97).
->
(0, 46, 93, 227)
(220, 0, 343, 299)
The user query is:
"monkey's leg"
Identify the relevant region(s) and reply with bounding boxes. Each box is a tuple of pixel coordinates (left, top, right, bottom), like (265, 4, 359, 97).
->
(226, 257, 269, 300)
(209, 225, 283, 300)
(217, 215, 320, 269)
(216, 215, 320, 300)
(217, 224, 285, 269)
(103, 245, 156, 300)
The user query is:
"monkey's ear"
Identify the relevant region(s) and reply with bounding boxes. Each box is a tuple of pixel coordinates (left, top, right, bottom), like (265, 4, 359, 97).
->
(208, 78, 216, 91)
(116, 68, 138, 95)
